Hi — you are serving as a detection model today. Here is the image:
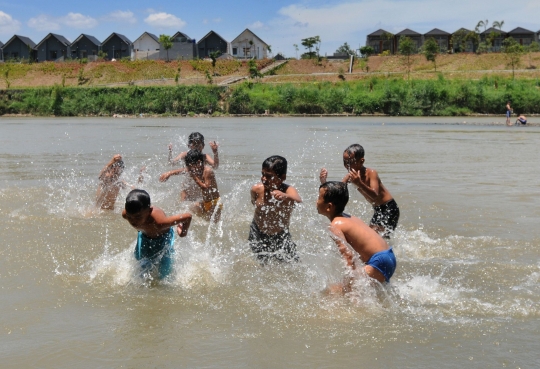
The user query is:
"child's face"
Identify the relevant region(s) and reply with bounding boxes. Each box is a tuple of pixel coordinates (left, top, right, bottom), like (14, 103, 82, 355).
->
(188, 141, 204, 152)
(261, 168, 283, 190)
(343, 152, 363, 171)
(316, 188, 330, 215)
(124, 208, 151, 228)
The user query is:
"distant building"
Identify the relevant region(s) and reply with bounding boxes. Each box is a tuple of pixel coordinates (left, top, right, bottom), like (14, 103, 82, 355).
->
(365, 29, 394, 54)
(36, 33, 71, 62)
(507, 27, 535, 46)
(133, 32, 160, 60)
(2, 35, 36, 61)
(395, 29, 422, 53)
(481, 27, 506, 52)
(197, 31, 228, 58)
(101, 33, 132, 60)
(70, 34, 101, 60)
(423, 28, 450, 52)
(230, 29, 269, 59)
(165, 32, 197, 60)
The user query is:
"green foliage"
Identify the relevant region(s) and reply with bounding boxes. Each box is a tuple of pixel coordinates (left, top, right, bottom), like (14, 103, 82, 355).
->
(423, 37, 439, 71)
(159, 34, 173, 62)
(248, 59, 262, 80)
(359, 46, 375, 58)
(336, 42, 357, 56)
(502, 37, 524, 79)
(301, 36, 321, 59)
(398, 36, 416, 80)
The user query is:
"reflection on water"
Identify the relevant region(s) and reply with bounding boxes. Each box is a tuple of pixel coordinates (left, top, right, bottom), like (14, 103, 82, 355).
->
(1, 117, 539, 368)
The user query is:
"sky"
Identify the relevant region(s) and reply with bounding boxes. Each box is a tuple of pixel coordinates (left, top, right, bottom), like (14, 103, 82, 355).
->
(1, 0, 540, 56)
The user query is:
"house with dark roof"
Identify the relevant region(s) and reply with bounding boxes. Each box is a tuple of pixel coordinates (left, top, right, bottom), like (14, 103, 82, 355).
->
(481, 27, 507, 52)
(133, 32, 160, 60)
(424, 28, 450, 52)
(71, 34, 101, 60)
(2, 35, 36, 61)
(101, 32, 132, 60)
(452, 28, 475, 53)
(395, 29, 422, 53)
(230, 29, 269, 59)
(365, 29, 394, 54)
(166, 31, 197, 60)
(197, 31, 228, 58)
(36, 33, 71, 62)
(507, 27, 535, 46)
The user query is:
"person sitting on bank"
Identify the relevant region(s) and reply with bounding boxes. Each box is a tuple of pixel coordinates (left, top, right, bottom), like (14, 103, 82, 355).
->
(516, 114, 527, 125)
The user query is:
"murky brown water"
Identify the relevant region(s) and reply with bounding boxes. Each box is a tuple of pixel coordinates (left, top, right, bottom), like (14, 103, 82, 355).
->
(1, 117, 539, 368)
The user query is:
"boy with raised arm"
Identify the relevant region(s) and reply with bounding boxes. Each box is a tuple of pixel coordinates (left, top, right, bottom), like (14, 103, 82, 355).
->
(249, 155, 302, 264)
(320, 144, 399, 239)
(162, 132, 219, 201)
(317, 181, 396, 288)
(122, 189, 192, 279)
(184, 149, 222, 222)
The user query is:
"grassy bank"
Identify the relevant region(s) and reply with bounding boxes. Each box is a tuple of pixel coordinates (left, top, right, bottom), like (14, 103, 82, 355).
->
(1, 76, 540, 116)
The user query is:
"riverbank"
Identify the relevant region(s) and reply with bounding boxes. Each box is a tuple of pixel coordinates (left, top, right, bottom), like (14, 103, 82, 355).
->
(1, 77, 540, 117)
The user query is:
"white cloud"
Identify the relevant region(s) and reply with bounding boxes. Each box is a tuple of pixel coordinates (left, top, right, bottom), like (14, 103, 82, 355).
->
(249, 21, 264, 29)
(0, 11, 21, 35)
(144, 12, 186, 29)
(102, 10, 137, 25)
(27, 14, 60, 32)
(61, 12, 98, 29)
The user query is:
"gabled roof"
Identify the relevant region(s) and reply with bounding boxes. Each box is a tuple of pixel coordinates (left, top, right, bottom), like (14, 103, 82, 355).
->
(4, 35, 37, 49)
(453, 27, 472, 34)
(231, 28, 268, 46)
(424, 28, 450, 36)
(197, 30, 228, 45)
(71, 34, 101, 47)
(133, 32, 159, 44)
(36, 33, 71, 48)
(102, 32, 132, 45)
(172, 31, 193, 40)
(367, 29, 392, 37)
(396, 28, 421, 36)
(507, 27, 534, 35)
(481, 27, 506, 35)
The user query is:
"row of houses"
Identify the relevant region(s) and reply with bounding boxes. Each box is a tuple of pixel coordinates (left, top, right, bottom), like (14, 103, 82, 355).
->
(0, 28, 270, 62)
(366, 27, 540, 54)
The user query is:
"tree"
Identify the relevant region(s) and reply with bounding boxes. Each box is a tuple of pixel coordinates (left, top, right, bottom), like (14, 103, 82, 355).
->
(209, 51, 221, 76)
(475, 19, 489, 34)
(159, 34, 173, 62)
(492, 20, 504, 31)
(503, 37, 524, 79)
(301, 36, 321, 59)
(336, 42, 356, 56)
(398, 36, 416, 80)
(382, 32, 394, 53)
(423, 37, 439, 71)
(248, 59, 262, 80)
(293, 44, 299, 59)
(526, 41, 540, 68)
(359, 46, 375, 58)
(452, 29, 468, 53)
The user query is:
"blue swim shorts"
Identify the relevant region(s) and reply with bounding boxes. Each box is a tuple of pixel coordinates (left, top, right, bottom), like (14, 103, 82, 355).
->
(135, 227, 175, 279)
(366, 248, 396, 282)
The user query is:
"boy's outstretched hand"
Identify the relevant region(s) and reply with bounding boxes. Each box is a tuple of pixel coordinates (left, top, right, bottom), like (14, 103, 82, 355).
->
(209, 141, 219, 152)
(176, 223, 189, 237)
(319, 168, 328, 184)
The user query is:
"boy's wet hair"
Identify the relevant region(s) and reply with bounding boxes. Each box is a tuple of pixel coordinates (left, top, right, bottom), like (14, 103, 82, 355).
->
(319, 181, 349, 214)
(125, 189, 150, 214)
(188, 132, 204, 146)
(185, 149, 205, 166)
(344, 144, 365, 160)
(262, 155, 287, 177)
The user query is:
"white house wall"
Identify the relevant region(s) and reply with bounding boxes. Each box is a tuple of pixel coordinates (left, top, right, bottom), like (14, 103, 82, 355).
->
(230, 31, 268, 59)
(133, 35, 160, 60)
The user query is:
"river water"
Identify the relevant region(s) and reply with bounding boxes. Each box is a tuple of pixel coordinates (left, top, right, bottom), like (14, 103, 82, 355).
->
(1, 117, 539, 368)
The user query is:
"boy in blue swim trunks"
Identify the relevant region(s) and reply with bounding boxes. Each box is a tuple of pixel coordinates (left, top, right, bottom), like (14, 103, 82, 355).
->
(317, 181, 396, 288)
(122, 189, 192, 279)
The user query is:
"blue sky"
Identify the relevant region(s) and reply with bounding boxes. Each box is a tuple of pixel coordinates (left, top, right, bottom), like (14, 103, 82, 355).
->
(1, 0, 539, 56)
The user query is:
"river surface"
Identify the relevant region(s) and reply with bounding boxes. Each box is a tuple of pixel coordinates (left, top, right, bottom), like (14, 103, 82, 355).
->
(1, 117, 539, 368)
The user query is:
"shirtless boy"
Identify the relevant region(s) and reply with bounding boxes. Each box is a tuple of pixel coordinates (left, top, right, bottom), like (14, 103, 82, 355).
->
(249, 155, 302, 264)
(122, 189, 192, 279)
(163, 132, 219, 201)
(183, 149, 222, 222)
(320, 144, 399, 238)
(317, 181, 396, 287)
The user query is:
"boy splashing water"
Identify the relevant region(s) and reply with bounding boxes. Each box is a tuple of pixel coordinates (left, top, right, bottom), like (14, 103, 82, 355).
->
(122, 189, 192, 279)
(249, 156, 302, 264)
(317, 181, 396, 290)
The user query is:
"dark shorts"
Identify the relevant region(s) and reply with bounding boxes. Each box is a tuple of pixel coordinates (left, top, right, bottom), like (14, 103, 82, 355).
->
(135, 227, 175, 279)
(248, 221, 299, 264)
(370, 199, 400, 238)
(517, 118, 527, 125)
(366, 248, 397, 282)
(506, 110, 511, 118)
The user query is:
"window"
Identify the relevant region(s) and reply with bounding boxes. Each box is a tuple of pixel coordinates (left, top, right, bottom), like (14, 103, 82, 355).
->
(232, 47, 237, 55)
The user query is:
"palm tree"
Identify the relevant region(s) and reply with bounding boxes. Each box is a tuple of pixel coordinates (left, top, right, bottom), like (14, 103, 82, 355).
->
(475, 19, 489, 34)
(293, 44, 299, 59)
(492, 20, 504, 31)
